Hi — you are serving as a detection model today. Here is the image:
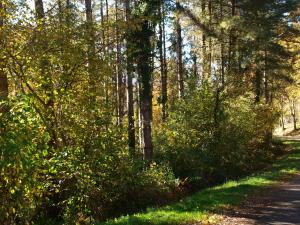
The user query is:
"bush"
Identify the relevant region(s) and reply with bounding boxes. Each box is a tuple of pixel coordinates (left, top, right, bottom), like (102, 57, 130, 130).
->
(154, 87, 280, 183)
(0, 96, 177, 225)
(154, 86, 216, 179)
(58, 155, 177, 223)
(0, 96, 50, 224)
(31, 134, 176, 224)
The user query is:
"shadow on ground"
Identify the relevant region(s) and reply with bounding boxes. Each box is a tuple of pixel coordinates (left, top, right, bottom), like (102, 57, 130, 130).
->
(219, 176, 300, 225)
(218, 139, 300, 225)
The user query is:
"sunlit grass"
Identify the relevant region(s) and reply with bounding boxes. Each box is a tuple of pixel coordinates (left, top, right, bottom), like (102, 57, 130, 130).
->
(99, 140, 300, 225)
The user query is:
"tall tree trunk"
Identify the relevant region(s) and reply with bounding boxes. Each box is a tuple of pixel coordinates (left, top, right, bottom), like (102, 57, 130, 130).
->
(254, 69, 261, 103)
(207, 0, 212, 79)
(264, 50, 272, 146)
(214, 0, 225, 127)
(106, 0, 110, 53)
(136, 19, 154, 162)
(85, 0, 96, 104)
(221, 43, 225, 88)
(58, 0, 63, 23)
(100, 0, 105, 59)
(228, 0, 236, 71)
(175, 0, 184, 98)
(162, 2, 168, 119)
(125, 0, 135, 154)
(291, 99, 297, 130)
(159, 2, 167, 121)
(115, 0, 124, 125)
(220, 0, 225, 89)
(99, 0, 110, 108)
(281, 114, 285, 131)
(264, 53, 270, 104)
(35, 0, 45, 19)
(65, 0, 71, 23)
(192, 52, 198, 80)
(136, 82, 143, 152)
(0, 2, 8, 113)
(201, 1, 208, 82)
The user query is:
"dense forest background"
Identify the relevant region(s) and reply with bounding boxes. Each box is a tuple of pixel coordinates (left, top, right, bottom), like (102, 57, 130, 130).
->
(0, 0, 300, 224)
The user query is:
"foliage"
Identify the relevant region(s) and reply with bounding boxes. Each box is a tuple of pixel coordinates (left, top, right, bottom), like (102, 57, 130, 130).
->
(0, 96, 49, 224)
(0, 96, 176, 224)
(100, 140, 300, 225)
(0, 0, 299, 224)
(154, 87, 280, 181)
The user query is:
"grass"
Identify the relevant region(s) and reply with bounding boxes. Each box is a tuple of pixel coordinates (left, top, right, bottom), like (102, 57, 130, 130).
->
(98, 140, 300, 225)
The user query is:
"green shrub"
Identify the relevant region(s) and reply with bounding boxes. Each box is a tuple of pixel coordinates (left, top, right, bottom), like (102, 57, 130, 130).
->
(154, 87, 280, 183)
(154, 86, 216, 179)
(0, 96, 50, 224)
(31, 136, 177, 224)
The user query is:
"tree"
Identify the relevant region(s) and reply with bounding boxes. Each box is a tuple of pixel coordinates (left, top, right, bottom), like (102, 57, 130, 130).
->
(158, 1, 168, 120)
(34, 0, 45, 19)
(0, 1, 8, 112)
(115, 0, 124, 125)
(134, 0, 159, 162)
(175, 0, 184, 98)
(85, 0, 97, 103)
(125, 0, 136, 154)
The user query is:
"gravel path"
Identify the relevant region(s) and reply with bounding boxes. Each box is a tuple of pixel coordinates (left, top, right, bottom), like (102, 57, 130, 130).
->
(217, 174, 300, 225)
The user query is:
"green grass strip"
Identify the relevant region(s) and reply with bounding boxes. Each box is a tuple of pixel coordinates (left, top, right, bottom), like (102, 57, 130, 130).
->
(99, 140, 300, 225)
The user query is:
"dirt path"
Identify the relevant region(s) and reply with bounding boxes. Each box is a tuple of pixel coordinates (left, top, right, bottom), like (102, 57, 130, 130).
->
(217, 174, 300, 225)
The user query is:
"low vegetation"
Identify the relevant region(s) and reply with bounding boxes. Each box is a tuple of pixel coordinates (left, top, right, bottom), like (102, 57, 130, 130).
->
(100, 140, 300, 225)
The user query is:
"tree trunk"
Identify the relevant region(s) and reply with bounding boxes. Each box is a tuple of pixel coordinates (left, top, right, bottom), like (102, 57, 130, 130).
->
(228, 0, 236, 70)
(115, 0, 124, 125)
(85, 0, 97, 104)
(125, 0, 135, 154)
(264, 49, 272, 145)
(0, 1, 8, 112)
(281, 114, 285, 131)
(264, 49, 270, 104)
(58, 0, 63, 23)
(291, 99, 297, 130)
(136, 82, 143, 152)
(136, 19, 154, 162)
(35, 0, 45, 19)
(201, 1, 208, 82)
(255, 69, 261, 103)
(175, 0, 184, 98)
(280, 98, 285, 131)
(162, 2, 168, 119)
(207, 0, 212, 79)
(100, 0, 105, 60)
(193, 52, 198, 80)
(159, 2, 168, 121)
(220, 0, 225, 89)
(65, 0, 71, 23)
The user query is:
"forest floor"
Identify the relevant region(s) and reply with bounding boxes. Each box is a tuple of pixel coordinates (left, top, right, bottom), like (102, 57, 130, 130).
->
(100, 138, 300, 225)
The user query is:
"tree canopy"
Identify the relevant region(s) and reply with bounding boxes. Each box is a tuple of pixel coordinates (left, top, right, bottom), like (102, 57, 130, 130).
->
(0, 0, 299, 224)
